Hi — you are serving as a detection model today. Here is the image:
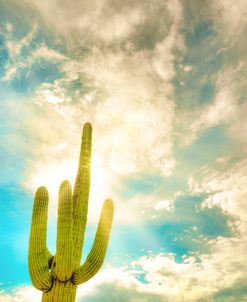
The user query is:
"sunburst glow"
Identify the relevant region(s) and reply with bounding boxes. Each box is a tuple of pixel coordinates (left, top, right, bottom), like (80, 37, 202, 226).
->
(1, 0, 247, 301)
(25, 155, 109, 222)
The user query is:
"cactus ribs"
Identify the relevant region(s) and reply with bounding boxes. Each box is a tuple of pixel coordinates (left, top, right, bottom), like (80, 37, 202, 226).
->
(28, 123, 114, 302)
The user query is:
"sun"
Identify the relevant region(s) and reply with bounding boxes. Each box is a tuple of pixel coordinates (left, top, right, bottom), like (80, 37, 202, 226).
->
(26, 155, 108, 223)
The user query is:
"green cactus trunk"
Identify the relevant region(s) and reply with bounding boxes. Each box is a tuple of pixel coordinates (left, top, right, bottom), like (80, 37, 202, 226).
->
(41, 280, 77, 302)
(28, 123, 114, 302)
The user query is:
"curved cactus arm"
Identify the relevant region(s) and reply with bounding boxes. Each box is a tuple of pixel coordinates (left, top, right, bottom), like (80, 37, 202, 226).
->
(72, 122, 92, 266)
(72, 199, 114, 285)
(28, 187, 53, 291)
(54, 180, 73, 281)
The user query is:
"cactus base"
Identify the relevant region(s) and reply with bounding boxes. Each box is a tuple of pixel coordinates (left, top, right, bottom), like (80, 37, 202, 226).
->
(41, 280, 77, 302)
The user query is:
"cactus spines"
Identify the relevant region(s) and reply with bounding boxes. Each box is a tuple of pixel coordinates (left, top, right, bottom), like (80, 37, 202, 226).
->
(55, 180, 73, 281)
(28, 123, 114, 302)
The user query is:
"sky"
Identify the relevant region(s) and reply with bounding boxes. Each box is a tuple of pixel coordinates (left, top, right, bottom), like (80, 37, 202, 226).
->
(0, 0, 247, 301)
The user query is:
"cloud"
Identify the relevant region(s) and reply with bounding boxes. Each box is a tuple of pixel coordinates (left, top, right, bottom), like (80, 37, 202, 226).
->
(0, 286, 41, 302)
(5, 23, 37, 58)
(1, 2, 247, 301)
(171, 1, 247, 150)
(26, 0, 183, 47)
(210, 1, 247, 43)
(34, 81, 70, 105)
(155, 200, 174, 212)
(1, 21, 66, 83)
(185, 158, 247, 298)
(2, 234, 247, 302)
(0, 0, 186, 225)
(185, 61, 247, 147)
(31, 44, 66, 62)
(2, 67, 17, 82)
(189, 158, 247, 224)
(1, 23, 37, 82)
(132, 235, 247, 301)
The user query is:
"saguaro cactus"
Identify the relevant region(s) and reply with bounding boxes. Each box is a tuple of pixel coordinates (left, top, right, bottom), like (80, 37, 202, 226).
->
(28, 123, 114, 302)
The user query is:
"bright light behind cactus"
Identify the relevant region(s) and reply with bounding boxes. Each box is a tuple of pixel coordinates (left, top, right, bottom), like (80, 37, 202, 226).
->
(28, 123, 114, 301)
(1, 1, 247, 301)
(26, 156, 107, 222)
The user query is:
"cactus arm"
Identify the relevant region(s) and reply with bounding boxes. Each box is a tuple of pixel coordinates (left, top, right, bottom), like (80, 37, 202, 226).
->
(28, 187, 53, 291)
(54, 180, 73, 281)
(28, 122, 114, 301)
(72, 199, 114, 285)
(72, 122, 92, 266)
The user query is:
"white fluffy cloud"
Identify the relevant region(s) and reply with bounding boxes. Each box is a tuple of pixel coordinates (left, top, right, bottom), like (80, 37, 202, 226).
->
(178, 1, 247, 147)
(210, 1, 247, 42)
(186, 158, 247, 299)
(0, 0, 185, 225)
(1, 232, 247, 302)
(0, 286, 41, 302)
(189, 158, 247, 224)
(186, 61, 247, 147)
(1, 2, 247, 301)
(26, 0, 183, 46)
(1, 23, 66, 82)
